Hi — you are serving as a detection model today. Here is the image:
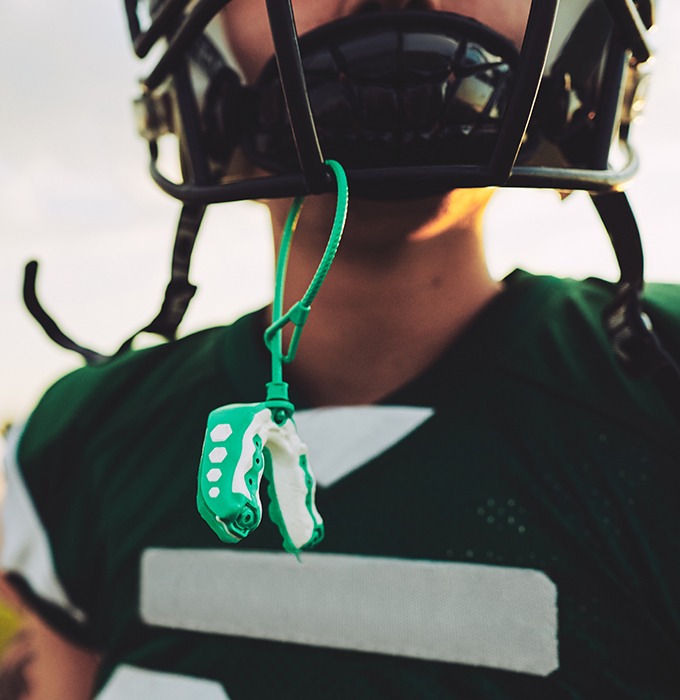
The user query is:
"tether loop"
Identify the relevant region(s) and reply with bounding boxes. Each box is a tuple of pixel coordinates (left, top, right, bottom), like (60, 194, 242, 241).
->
(264, 160, 348, 402)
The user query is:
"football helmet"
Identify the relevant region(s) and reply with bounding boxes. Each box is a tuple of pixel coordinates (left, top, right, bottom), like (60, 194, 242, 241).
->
(127, 0, 653, 201)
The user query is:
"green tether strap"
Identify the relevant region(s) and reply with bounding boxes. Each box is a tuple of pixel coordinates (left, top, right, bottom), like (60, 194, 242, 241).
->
(264, 160, 349, 420)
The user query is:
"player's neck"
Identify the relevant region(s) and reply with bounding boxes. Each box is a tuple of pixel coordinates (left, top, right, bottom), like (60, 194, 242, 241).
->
(269, 195, 500, 406)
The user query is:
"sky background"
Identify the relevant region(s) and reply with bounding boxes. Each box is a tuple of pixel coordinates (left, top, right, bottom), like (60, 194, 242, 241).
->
(1, 1, 679, 425)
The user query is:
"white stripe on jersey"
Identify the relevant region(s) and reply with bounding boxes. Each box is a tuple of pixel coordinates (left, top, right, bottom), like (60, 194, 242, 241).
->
(294, 405, 435, 486)
(96, 665, 229, 700)
(141, 549, 559, 676)
(1, 421, 87, 623)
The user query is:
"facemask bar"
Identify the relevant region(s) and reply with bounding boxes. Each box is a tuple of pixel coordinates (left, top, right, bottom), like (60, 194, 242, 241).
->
(265, 0, 329, 194)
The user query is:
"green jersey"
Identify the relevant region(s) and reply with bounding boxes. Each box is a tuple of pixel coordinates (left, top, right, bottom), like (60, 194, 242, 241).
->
(3, 271, 680, 699)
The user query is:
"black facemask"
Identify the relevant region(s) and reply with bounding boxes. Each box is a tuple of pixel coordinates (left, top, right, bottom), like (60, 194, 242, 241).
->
(205, 11, 520, 175)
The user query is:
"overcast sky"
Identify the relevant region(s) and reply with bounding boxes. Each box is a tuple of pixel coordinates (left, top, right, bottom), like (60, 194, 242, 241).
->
(1, 1, 679, 423)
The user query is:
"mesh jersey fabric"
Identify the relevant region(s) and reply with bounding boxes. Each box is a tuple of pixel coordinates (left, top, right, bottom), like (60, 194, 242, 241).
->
(4, 270, 680, 699)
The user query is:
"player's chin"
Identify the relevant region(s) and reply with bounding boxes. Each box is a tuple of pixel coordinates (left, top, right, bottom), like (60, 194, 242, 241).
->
(339, 192, 458, 247)
(348, 192, 450, 223)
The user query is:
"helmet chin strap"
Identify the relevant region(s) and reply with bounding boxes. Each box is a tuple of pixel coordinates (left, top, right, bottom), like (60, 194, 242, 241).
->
(22, 202, 204, 365)
(593, 190, 680, 420)
(116, 203, 204, 354)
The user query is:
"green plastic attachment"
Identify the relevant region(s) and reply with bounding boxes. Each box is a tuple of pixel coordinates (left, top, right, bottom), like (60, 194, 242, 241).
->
(196, 404, 269, 543)
(264, 302, 311, 365)
(196, 402, 323, 553)
(265, 381, 294, 425)
(265, 159, 349, 382)
(197, 160, 348, 553)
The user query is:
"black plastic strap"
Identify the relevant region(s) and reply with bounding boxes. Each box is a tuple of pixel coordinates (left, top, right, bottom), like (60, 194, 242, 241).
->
(147, 203, 203, 338)
(592, 190, 680, 422)
(23, 204, 203, 363)
(592, 190, 643, 290)
(117, 203, 204, 354)
(593, 190, 656, 372)
(22, 260, 107, 366)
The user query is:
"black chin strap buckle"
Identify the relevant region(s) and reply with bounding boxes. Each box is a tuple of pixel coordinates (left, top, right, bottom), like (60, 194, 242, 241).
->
(602, 282, 670, 377)
(593, 190, 680, 423)
(592, 190, 672, 377)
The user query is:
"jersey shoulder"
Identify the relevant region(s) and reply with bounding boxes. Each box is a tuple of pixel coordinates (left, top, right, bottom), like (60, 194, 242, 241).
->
(495, 271, 679, 443)
(18, 312, 265, 468)
(3, 313, 266, 641)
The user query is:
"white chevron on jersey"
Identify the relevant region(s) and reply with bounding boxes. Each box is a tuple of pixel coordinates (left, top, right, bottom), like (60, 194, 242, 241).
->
(294, 405, 434, 486)
(96, 665, 230, 700)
